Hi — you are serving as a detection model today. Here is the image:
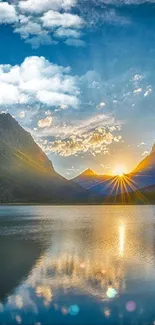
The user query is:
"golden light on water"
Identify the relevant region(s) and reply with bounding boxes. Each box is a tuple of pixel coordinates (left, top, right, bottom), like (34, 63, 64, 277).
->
(119, 224, 125, 257)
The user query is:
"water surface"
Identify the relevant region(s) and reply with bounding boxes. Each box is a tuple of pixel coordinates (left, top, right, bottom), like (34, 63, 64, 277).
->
(0, 205, 155, 324)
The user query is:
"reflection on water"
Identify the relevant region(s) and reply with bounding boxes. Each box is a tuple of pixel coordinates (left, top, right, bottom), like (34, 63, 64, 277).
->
(119, 224, 125, 257)
(1, 206, 155, 324)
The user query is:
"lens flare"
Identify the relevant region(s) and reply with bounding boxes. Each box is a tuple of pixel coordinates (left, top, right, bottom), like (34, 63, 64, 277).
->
(126, 301, 136, 312)
(69, 305, 80, 316)
(106, 287, 117, 298)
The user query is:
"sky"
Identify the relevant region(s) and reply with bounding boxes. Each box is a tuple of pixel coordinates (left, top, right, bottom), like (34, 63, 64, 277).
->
(1, 0, 155, 178)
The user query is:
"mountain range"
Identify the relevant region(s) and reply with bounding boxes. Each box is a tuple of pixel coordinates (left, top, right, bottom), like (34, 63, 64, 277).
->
(73, 145, 155, 204)
(0, 113, 155, 204)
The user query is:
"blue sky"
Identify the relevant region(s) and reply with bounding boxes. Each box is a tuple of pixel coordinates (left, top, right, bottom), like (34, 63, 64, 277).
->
(1, 0, 155, 177)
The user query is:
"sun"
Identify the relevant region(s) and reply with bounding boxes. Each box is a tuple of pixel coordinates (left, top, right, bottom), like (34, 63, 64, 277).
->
(113, 165, 126, 177)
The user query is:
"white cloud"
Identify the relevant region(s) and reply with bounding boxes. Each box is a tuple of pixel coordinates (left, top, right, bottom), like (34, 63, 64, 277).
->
(98, 102, 106, 108)
(133, 88, 142, 94)
(18, 0, 76, 14)
(0, 56, 79, 108)
(0, 2, 18, 24)
(19, 110, 26, 118)
(45, 110, 52, 115)
(144, 87, 152, 97)
(41, 10, 84, 29)
(65, 38, 85, 47)
(37, 90, 79, 107)
(0, 1, 84, 48)
(25, 32, 53, 49)
(133, 74, 143, 81)
(142, 150, 149, 156)
(34, 113, 120, 139)
(61, 104, 68, 109)
(0, 82, 29, 105)
(44, 127, 121, 157)
(55, 27, 81, 38)
(33, 113, 122, 157)
(101, 164, 111, 169)
(14, 20, 42, 38)
(38, 116, 53, 128)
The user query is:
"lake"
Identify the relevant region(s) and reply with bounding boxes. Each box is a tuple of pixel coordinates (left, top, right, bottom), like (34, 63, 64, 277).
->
(0, 205, 155, 325)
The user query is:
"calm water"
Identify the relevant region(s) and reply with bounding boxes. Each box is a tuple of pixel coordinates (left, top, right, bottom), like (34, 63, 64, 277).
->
(1, 206, 155, 324)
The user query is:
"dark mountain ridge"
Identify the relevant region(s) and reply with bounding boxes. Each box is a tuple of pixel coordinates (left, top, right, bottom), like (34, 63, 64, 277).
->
(0, 113, 89, 203)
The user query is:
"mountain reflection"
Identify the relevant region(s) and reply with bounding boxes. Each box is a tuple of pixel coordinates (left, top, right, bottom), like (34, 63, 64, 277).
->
(0, 234, 46, 301)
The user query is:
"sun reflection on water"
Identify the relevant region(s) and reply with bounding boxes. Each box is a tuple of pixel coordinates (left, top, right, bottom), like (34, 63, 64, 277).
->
(119, 224, 125, 257)
(1, 206, 155, 325)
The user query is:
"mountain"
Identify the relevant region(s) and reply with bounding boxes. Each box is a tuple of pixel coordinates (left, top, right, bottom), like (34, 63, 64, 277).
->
(1, 112, 155, 204)
(73, 144, 155, 200)
(132, 144, 155, 175)
(0, 113, 89, 203)
(129, 144, 155, 190)
(73, 169, 116, 196)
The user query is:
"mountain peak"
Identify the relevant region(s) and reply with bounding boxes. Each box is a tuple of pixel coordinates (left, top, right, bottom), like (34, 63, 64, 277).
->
(0, 112, 16, 121)
(0, 113, 54, 172)
(82, 168, 96, 176)
(0, 113, 21, 131)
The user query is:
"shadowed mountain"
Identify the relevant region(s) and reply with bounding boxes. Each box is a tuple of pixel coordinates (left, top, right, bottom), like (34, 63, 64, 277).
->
(73, 169, 115, 196)
(0, 113, 90, 204)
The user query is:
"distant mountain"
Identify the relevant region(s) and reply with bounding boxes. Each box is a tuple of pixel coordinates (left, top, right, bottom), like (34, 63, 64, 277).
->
(73, 169, 116, 196)
(0, 113, 89, 203)
(73, 144, 155, 200)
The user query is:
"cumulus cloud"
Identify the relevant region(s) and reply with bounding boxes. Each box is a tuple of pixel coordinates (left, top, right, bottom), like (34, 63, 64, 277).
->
(37, 90, 79, 106)
(38, 116, 53, 128)
(18, 0, 76, 14)
(25, 32, 53, 49)
(41, 10, 84, 29)
(14, 19, 42, 38)
(0, 0, 84, 48)
(0, 2, 18, 24)
(55, 27, 81, 38)
(0, 82, 29, 105)
(0, 56, 79, 108)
